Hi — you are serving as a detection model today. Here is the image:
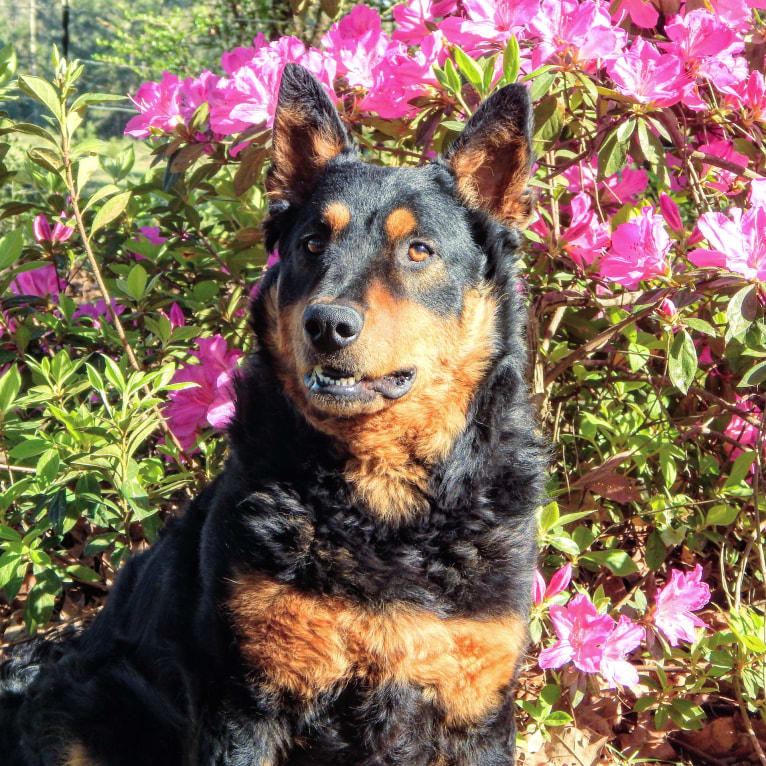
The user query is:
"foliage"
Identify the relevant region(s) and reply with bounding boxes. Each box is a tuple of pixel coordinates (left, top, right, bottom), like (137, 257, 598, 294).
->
(1, 0, 766, 762)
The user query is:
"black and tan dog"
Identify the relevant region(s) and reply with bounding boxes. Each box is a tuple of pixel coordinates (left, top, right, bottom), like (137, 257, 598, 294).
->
(0, 64, 545, 765)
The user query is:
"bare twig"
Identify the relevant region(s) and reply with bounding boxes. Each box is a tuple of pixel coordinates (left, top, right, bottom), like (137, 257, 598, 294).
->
(734, 675, 766, 766)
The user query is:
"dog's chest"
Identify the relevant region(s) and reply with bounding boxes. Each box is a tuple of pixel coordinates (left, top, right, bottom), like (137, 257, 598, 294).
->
(227, 574, 525, 726)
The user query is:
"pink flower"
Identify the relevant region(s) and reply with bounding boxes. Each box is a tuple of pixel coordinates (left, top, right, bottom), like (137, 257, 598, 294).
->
(598, 207, 671, 288)
(662, 10, 743, 70)
(561, 193, 610, 267)
(697, 139, 749, 194)
(657, 297, 678, 320)
(125, 72, 184, 138)
(72, 299, 126, 329)
(689, 205, 766, 281)
(723, 396, 762, 459)
(654, 565, 710, 646)
(178, 70, 221, 123)
(10, 264, 61, 300)
(529, 0, 626, 72)
(749, 178, 766, 207)
(709, 0, 766, 30)
(607, 38, 686, 108)
(659, 193, 683, 234)
(169, 302, 185, 329)
(533, 570, 546, 606)
(723, 70, 766, 124)
(209, 36, 335, 135)
(359, 34, 444, 118)
(539, 594, 615, 673)
(439, 0, 537, 55)
(600, 616, 645, 690)
(33, 213, 74, 244)
(614, 0, 658, 28)
(562, 159, 648, 207)
(533, 563, 573, 605)
(322, 5, 389, 89)
(165, 335, 242, 450)
(392, 0, 457, 44)
(138, 226, 168, 246)
(250, 251, 281, 301)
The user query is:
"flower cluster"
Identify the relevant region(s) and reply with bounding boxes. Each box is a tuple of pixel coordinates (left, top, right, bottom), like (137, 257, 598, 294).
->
(125, 1, 766, 135)
(164, 335, 242, 452)
(537, 564, 710, 689)
(123, 0, 766, 300)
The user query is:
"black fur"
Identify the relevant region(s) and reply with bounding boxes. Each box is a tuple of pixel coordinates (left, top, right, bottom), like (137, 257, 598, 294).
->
(0, 64, 546, 765)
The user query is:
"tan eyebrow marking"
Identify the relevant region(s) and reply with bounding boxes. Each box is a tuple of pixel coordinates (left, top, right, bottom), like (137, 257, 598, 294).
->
(385, 207, 418, 240)
(323, 201, 351, 234)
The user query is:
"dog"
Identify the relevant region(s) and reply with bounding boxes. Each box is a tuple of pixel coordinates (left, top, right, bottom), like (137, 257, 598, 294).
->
(0, 63, 545, 765)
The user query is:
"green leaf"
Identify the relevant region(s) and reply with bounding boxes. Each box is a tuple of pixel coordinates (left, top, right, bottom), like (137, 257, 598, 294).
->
(634, 695, 657, 713)
(65, 564, 102, 584)
(533, 96, 563, 152)
(645, 530, 666, 570)
(444, 58, 462, 93)
(84, 534, 116, 556)
(452, 46, 483, 90)
(724, 450, 755, 489)
(17, 75, 61, 121)
(706, 503, 739, 526)
(636, 118, 670, 188)
(102, 355, 126, 393)
(527, 68, 556, 101)
(0, 42, 17, 83)
(70, 138, 109, 158)
(582, 549, 638, 575)
(684, 317, 717, 336)
(25, 570, 61, 633)
(739, 360, 766, 388)
(90, 190, 131, 237)
(76, 155, 100, 193)
(668, 330, 697, 394)
(538, 501, 559, 533)
(502, 36, 520, 85)
(28, 147, 62, 175)
(615, 117, 636, 144)
(70, 92, 126, 113)
(0, 551, 24, 589)
(549, 535, 580, 556)
(0, 228, 23, 269)
(726, 285, 757, 341)
(597, 128, 629, 179)
(10, 122, 60, 148)
(545, 710, 573, 726)
(81, 183, 121, 214)
(119, 263, 148, 302)
(9, 438, 49, 460)
(0, 363, 21, 413)
(36, 449, 60, 484)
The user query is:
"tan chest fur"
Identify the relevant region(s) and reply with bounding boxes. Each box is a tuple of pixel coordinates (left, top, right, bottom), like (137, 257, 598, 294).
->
(228, 575, 526, 726)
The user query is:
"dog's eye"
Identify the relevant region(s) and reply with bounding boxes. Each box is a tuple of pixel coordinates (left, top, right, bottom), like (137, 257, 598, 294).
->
(305, 237, 326, 255)
(408, 242, 432, 262)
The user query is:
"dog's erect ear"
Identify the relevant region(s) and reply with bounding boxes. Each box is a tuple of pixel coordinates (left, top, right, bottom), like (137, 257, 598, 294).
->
(265, 63, 352, 204)
(445, 84, 534, 227)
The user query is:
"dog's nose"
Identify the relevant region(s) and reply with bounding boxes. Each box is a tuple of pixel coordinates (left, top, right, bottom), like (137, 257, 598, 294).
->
(303, 303, 364, 353)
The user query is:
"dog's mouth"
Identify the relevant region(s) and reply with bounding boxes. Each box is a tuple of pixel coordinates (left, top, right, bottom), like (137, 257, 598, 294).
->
(303, 365, 416, 402)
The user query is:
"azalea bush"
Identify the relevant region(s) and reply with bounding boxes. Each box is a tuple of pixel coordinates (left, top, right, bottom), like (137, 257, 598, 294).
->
(2, 0, 766, 762)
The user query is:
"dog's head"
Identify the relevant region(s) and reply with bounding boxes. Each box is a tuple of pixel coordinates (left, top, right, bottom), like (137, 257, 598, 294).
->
(256, 63, 533, 428)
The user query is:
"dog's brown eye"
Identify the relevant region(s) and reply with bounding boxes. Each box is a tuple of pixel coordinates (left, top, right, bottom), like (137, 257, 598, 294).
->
(408, 242, 432, 262)
(305, 237, 325, 255)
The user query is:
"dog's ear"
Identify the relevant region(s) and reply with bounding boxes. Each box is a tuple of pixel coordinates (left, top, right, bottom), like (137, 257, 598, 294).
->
(266, 63, 352, 204)
(445, 84, 534, 227)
